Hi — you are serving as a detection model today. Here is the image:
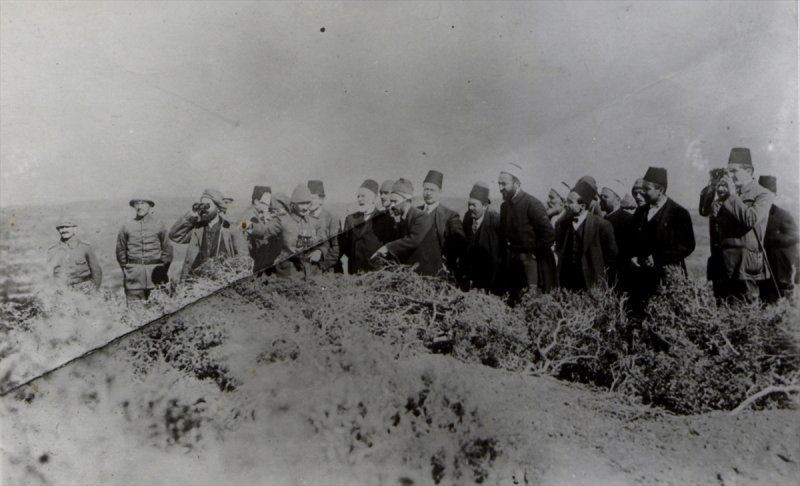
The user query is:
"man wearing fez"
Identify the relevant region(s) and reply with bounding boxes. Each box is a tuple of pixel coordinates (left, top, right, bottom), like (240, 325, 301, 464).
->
(241, 186, 282, 273)
(47, 220, 103, 291)
(116, 197, 173, 301)
(599, 183, 633, 289)
(460, 182, 503, 293)
(169, 188, 250, 282)
(498, 162, 557, 302)
(308, 180, 341, 273)
(758, 175, 798, 301)
(629, 167, 695, 309)
(555, 181, 618, 291)
(340, 179, 396, 274)
(546, 188, 566, 227)
(418, 170, 466, 274)
(372, 178, 442, 276)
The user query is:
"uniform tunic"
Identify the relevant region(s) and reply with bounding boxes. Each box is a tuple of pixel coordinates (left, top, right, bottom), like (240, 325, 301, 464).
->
(47, 238, 103, 289)
(116, 214, 173, 291)
(309, 207, 342, 272)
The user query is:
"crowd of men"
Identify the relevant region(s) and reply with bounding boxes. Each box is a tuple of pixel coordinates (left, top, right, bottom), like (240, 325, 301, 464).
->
(47, 147, 799, 311)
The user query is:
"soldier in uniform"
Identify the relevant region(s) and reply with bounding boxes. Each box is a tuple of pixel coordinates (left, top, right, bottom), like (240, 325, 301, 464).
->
(418, 170, 466, 275)
(555, 181, 618, 291)
(308, 180, 341, 273)
(116, 197, 173, 302)
(372, 178, 442, 276)
(497, 162, 557, 302)
(169, 188, 250, 282)
(46, 220, 103, 291)
(460, 182, 503, 293)
(758, 175, 799, 301)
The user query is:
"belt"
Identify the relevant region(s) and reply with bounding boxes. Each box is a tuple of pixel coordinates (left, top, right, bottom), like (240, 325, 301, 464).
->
(127, 258, 164, 265)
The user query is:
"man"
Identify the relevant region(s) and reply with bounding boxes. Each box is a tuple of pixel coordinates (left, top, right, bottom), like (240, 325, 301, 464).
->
(630, 167, 695, 310)
(240, 186, 282, 273)
(372, 178, 442, 276)
(339, 179, 395, 274)
(758, 175, 799, 301)
(600, 184, 633, 289)
(631, 178, 647, 210)
(116, 197, 173, 301)
(418, 170, 466, 274)
(46, 220, 103, 290)
(460, 182, 503, 293)
(546, 188, 566, 227)
(498, 162, 557, 301)
(379, 179, 394, 210)
(576, 175, 604, 216)
(308, 180, 341, 273)
(169, 188, 250, 282)
(555, 181, 618, 291)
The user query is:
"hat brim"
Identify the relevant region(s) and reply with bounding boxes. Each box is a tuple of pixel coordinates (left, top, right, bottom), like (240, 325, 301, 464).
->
(130, 200, 155, 207)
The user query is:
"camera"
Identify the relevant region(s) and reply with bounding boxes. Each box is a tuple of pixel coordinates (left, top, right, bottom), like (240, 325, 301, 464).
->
(192, 202, 211, 214)
(709, 168, 727, 182)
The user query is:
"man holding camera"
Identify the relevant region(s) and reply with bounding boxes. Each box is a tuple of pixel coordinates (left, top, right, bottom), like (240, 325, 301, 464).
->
(700, 149, 773, 302)
(169, 188, 250, 282)
(116, 197, 173, 301)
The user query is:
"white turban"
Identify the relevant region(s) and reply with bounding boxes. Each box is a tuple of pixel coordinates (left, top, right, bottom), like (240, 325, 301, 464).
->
(500, 162, 523, 182)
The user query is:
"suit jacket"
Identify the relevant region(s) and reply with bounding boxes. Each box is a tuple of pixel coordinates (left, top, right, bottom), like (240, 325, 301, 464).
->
(418, 203, 466, 270)
(555, 213, 618, 289)
(385, 206, 442, 276)
(461, 210, 503, 292)
(339, 209, 396, 274)
(764, 204, 800, 284)
(631, 198, 695, 275)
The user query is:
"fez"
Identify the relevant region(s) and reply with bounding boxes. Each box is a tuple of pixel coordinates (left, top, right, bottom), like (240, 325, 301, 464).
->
(548, 188, 564, 201)
(251, 186, 272, 202)
(577, 175, 598, 193)
(291, 184, 312, 204)
(759, 175, 777, 194)
(202, 188, 227, 210)
(392, 178, 414, 199)
(572, 180, 597, 206)
(308, 180, 325, 197)
(728, 147, 753, 168)
(129, 198, 155, 208)
(423, 170, 444, 189)
(360, 179, 379, 195)
(501, 162, 523, 181)
(643, 167, 668, 190)
(469, 182, 491, 205)
(271, 192, 291, 212)
(380, 179, 395, 193)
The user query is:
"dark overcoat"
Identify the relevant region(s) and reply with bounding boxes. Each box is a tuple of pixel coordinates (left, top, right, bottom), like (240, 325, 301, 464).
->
(385, 206, 442, 276)
(339, 209, 396, 274)
(418, 203, 466, 271)
(764, 204, 800, 285)
(461, 209, 503, 292)
(631, 198, 695, 275)
(555, 213, 618, 289)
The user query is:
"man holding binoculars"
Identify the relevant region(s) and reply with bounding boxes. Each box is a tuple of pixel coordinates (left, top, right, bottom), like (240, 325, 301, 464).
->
(169, 188, 250, 282)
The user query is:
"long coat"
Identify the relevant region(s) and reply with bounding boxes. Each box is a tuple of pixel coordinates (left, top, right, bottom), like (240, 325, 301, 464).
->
(764, 204, 800, 285)
(339, 209, 396, 274)
(631, 197, 695, 275)
(461, 209, 503, 292)
(385, 206, 442, 276)
(116, 214, 173, 290)
(555, 213, 618, 289)
(240, 205, 283, 274)
(169, 213, 250, 281)
(604, 208, 633, 287)
(499, 189, 557, 292)
(716, 180, 774, 281)
(418, 203, 466, 271)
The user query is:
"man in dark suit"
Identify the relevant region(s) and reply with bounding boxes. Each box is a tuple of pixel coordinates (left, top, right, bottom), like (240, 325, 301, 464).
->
(372, 178, 442, 276)
(418, 170, 466, 274)
(629, 167, 695, 311)
(758, 175, 799, 302)
(460, 182, 503, 293)
(555, 181, 618, 291)
(600, 184, 633, 290)
(339, 179, 396, 274)
(498, 162, 557, 302)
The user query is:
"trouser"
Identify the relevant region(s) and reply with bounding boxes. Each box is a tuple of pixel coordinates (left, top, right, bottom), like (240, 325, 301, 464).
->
(712, 278, 760, 303)
(125, 289, 152, 301)
(506, 251, 539, 305)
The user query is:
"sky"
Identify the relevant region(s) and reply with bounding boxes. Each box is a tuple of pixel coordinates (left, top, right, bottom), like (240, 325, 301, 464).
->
(1, 1, 797, 209)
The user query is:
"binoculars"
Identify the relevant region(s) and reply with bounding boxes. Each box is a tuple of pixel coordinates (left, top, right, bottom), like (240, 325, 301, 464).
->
(192, 202, 211, 213)
(295, 234, 315, 251)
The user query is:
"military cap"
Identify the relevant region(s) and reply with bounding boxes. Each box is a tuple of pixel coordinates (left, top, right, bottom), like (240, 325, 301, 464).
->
(380, 179, 395, 193)
(392, 178, 414, 199)
(469, 182, 490, 205)
(758, 175, 777, 194)
(292, 184, 312, 204)
(423, 170, 444, 189)
(643, 167, 668, 190)
(202, 188, 227, 210)
(55, 220, 77, 229)
(360, 179, 379, 195)
(307, 180, 325, 197)
(251, 186, 271, 201)
(728, 147, 753, 168)
(129, 198, 155, 208)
